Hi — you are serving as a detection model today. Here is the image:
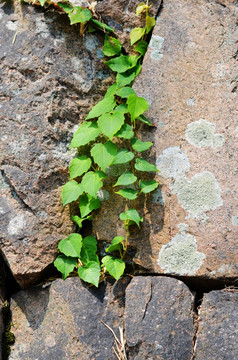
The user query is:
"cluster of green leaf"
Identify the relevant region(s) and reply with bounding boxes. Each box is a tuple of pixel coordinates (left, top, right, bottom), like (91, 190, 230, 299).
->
(32, 0, 115, 34)
(41, 1, 159, 286)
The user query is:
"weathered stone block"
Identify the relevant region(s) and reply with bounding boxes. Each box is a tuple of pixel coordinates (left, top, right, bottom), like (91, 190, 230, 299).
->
(194, 289, 238, 359)
(9, 276, 129, 359)
(94, 0, 238, 280)
(124, 276, 194, 360)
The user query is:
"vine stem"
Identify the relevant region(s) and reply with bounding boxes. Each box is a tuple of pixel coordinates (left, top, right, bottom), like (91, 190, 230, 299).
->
(121, 220, 130, 259)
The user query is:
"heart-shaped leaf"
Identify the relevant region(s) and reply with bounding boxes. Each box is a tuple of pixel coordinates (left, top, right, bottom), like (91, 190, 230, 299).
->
(91, 141, 117, 171)
(70, 121, 100, 149)
(58, 233, 83, 257)
(114, 171, 137, 187)
(78, 261, 101, 287)
(62, 180, 83, 206)
(98, 111, 124, 140)
(54, 255, 77, 280)
(69, 156, 92, 179)
(102, 256, 125, 280)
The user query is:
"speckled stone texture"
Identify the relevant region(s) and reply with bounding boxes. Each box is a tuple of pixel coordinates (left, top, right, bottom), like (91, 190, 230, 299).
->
(9, 276, 130, 360)
(124, 276, 194, 360)
(0, 258, 6, 360)
(94, 0, 238, 280)
(0, 0, 161, 288)
(194, 289, 238, 359)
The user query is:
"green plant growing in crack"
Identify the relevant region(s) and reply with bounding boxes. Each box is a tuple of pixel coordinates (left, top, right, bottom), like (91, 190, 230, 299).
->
(30, 0, 159, 286)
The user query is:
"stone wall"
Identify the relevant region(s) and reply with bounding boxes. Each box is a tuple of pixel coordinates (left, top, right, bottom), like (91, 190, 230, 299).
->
(0, 0, 237, 359)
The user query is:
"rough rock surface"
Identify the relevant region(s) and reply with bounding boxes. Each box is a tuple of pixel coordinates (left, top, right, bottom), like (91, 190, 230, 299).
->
(124, 276, 194, 360)
(95, 0, 161, 50)
(9, 276, 130, 360)
(0, 258, 6, 360)
(9, 275, 195, 359)
(194, 289, 238, 359)
(94, 0, 238, 280)
(0, 0, 162, 288)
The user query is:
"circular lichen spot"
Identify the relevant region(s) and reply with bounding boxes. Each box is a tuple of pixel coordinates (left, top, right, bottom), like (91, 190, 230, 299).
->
(156, 146, 190, 179)
(158, 233, 205, 275)
(185, 119, 224, 148)
(171, 171, 223, 218)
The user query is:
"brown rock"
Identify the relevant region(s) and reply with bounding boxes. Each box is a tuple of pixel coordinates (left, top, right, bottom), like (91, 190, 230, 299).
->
(0, 0, 163, 287)
(95, 0, 162, 50)
(0, 0, 113, 287)
(94, 0, 238, 280)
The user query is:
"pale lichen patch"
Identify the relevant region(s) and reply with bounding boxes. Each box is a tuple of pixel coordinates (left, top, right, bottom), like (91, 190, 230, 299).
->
(149, 35, 164, 50)
(157, 232, 205, 276)
(7, 214, 26, 236)
(156, 146, 190, 179)
(97, 189, 110, 202)
(149, 35, 164, 60)
(232, 216, 238, 226)
(185, 119, 224, 148)
(171, 171, 222, 218)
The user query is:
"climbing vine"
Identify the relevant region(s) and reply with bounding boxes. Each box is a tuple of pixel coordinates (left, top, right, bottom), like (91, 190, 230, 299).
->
(30, 0, 158, 287)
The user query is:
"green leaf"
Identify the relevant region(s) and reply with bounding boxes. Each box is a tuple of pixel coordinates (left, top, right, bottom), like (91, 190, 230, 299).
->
(58, 233, 83, 257)
(139, 180, 159, 193)
(146, 16, 156, 34)
(62, 180, 83, 206)
(135, 158, 159, 172)
(106, 236, 124, 253)
(136, 3, 147, 16)
(39, 0, 47, 5)
(119, 209, 143, 227)
(80, 236, 99, 265)
(104, 83, 117, 97)
(69, 156, 92, 179)
(78, 261, 101, 287)
(112, 149, 134, 165)
(79, 194, 100, 218)
(135, 40, 148, 55)
(86, 95, 116, 120)
(69, 121, 100, 149)
(106, 55, 138, 73)
(127, 94, 149, 122)
(90, 18, 114, 33)
(81, 171, 104, 198)
(54, 255, 77, 280)
(102, 256, 125, 280)
(130, 27, 145, 45)
(116, 65, 141, 88)
(114, 171, 137, 187)
(57, 2, 73, 13)
(115, 124, 134, 139)
(116, 188, 137, 200)
(98, 111, 124, 140)
(103, 34, 122, 56)
(131, 137, 153, 152)
(115, 87, 136, 98)
(91, 141, 117, 171)
(137, 114, 154, 126)
(68, 7, 92, 25)
(71, 214, 92, 228)
(114, 104, 129, 114)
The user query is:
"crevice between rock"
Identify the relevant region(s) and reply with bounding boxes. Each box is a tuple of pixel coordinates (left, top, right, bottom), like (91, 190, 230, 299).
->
(0, 169, 36, 216)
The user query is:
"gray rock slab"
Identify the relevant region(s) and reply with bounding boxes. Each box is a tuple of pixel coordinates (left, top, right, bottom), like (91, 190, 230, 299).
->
(1, 0, 147, 287)
(9, 276, 130, 360)
(0, 0, 108, 287)
(124, 276, 194, 360)
(194, 289, 238, 360)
